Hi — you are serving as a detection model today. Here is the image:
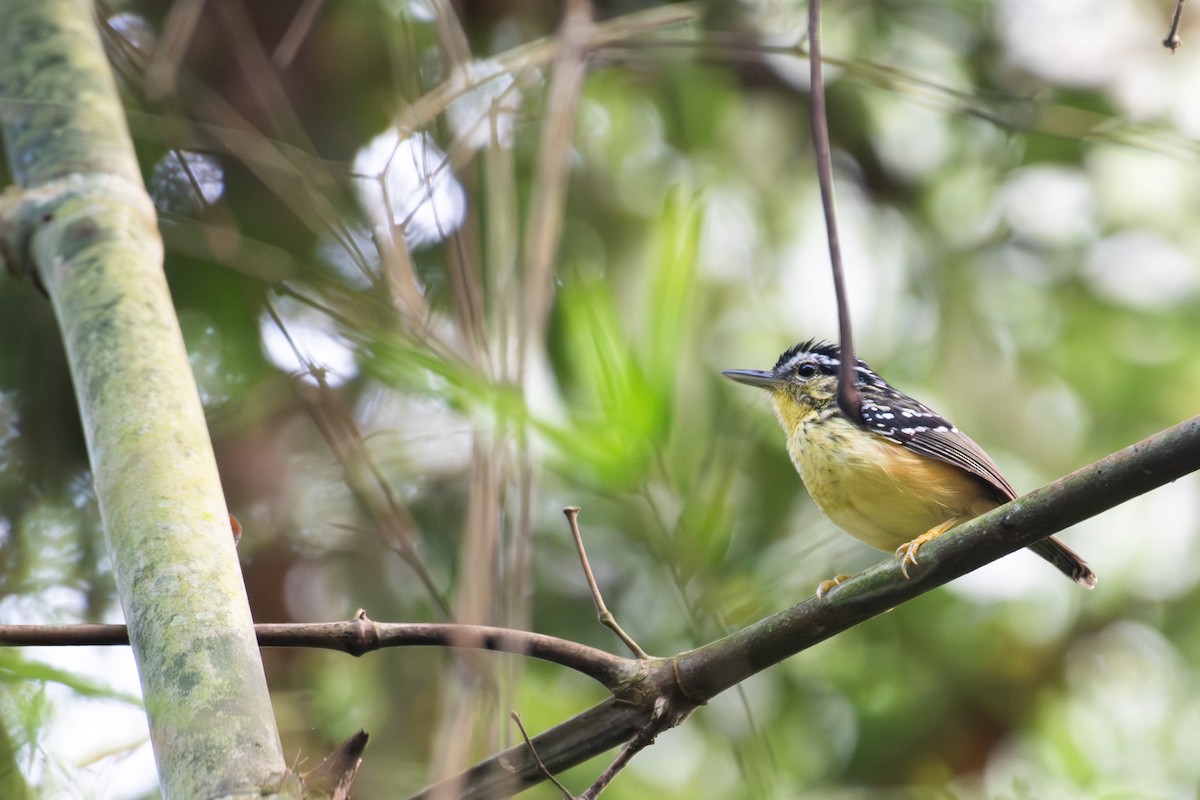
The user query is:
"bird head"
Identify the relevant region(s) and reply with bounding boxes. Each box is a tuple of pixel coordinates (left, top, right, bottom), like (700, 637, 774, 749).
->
(723, 339, 852, 411)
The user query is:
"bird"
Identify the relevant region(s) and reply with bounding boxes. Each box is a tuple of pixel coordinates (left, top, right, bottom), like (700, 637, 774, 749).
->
(723, 339, 1096, 596)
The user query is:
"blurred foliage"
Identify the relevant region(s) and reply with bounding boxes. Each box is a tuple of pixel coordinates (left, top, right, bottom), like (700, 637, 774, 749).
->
(2, 0, 1200, 797)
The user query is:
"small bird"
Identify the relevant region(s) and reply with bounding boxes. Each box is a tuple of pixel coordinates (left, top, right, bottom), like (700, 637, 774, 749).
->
(724, 340, 1096, 595)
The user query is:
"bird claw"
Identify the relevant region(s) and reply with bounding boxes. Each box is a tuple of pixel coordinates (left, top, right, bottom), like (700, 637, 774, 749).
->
(894, 537, 931, 579)
(895, 523, 957, 579)
(816, 574, 850, 599)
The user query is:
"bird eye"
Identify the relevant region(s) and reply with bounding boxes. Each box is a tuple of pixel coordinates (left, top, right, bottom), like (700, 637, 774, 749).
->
(796, 363, 818, 379)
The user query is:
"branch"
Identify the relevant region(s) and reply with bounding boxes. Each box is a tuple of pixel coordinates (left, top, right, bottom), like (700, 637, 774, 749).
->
(564, 507, 650, 660)
(5, 417, 1197, 797)
(407, 698, 656, 800)
(518, 0, 593, 371)
(576, 694, 692, 800)
(396, 5, 700, 138)
(806, 0, 860, 419)
(1165, 0, 1186, 51)
(0, 611, 636, 691)
(412, 414, 1200, 797)
(511, 712, 575, 799)
(300, 730, 369, 800)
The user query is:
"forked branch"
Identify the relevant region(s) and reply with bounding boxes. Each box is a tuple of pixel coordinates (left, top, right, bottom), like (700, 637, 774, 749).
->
(4, 418, 1198, 798)
(407, 414, 1200, 798)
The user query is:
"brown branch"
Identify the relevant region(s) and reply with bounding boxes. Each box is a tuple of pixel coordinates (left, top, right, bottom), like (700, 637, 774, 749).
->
(6, 417, 1198, 797)
(263, 300, 452, 617)
(395, 5, 700, 139)
(300, 729, 369, 800)
(564, 507, 650, 660)
(577, 693, 694, 800)
(806, 0, 860, 419)
(1165, 0, 1186, 51)
(0, 610, 635, 691)
(411, 414, 1200, 797)
(511, 712, 576, 799)
(271, 0, 325, 69)
(518, 0, 593, 374)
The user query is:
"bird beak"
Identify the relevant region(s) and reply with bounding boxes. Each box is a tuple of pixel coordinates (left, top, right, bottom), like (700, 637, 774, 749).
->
(722, 369, 782, 390)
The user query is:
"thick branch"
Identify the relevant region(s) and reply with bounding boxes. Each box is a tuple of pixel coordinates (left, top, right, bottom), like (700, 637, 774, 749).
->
(420, 414, 1200, 796)
(675, 414, 1200, 699)
(407, 699, 654, 800)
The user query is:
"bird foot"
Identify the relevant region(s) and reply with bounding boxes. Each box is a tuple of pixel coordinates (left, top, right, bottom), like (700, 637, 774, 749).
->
(894, 520, 960, 578)
(894, 537, 931, 578)
(816, 574, 850, 599)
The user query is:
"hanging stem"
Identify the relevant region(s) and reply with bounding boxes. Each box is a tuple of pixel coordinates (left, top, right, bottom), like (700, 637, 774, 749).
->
(807, 0, 862, 420)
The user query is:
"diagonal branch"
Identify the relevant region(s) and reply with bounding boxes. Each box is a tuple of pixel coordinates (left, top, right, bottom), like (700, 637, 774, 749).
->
(674, 414, 1200, 700)
(565, 507, 650, 660)
(409, 414, 1200, 797)
(2, 416, 1197, 797)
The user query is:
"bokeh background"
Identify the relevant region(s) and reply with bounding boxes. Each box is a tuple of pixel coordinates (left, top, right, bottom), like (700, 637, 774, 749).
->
(2, 0, 1200, 797)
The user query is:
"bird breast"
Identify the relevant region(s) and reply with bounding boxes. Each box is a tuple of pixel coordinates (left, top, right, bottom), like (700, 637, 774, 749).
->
(788, 417, 999, 551)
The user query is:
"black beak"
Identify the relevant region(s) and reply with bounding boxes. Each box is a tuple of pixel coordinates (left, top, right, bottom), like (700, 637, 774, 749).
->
(721, 369, 781, 390)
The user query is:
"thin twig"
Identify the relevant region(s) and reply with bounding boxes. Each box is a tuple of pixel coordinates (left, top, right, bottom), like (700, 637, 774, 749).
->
(577, 738, 643, 799)
(563, 507, 650, 660)
(395, 5, 699, 140)
(806, 0, 861, 418)
(518, 0, 593, 378)
(143, 0, 205, 100)
(1165, 0, 1186, 51)
(511, 712, 576, 799)
(603, 35, 1200, 161)
(271, 0, 325, 68)
(577, 703, 668, 800)
(264, 300, 452, 617)
(0, 610, 636, 690)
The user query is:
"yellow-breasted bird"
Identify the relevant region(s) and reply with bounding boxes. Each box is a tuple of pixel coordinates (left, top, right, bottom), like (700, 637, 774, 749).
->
(724, 340, 1096, 594)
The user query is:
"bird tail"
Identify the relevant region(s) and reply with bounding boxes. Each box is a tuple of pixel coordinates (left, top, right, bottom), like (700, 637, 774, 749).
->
(1030, 536, 1097, 588)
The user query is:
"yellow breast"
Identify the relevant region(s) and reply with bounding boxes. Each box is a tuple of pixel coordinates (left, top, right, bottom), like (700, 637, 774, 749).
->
(777, 405, 999, 551)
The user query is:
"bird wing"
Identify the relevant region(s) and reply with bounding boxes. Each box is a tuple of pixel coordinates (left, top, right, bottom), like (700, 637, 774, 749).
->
(893, 427, 1017, 502)
(860, 392, 1017, 502)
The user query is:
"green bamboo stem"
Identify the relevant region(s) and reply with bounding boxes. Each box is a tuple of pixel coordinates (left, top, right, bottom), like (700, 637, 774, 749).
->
(0, 1, 293, 796)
